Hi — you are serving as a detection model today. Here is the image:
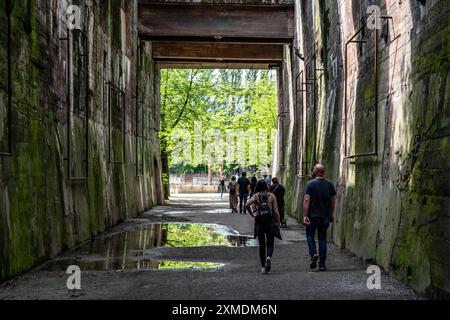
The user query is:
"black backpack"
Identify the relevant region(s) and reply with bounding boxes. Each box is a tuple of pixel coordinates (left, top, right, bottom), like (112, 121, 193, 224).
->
(258, 193, 272, 223)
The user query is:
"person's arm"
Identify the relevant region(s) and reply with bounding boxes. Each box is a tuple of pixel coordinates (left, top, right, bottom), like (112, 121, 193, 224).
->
(245, 195, 258, 217)
(330, 196, 336, 222)
(303, 183, 311, 225)
(271, 195, 281, 227)
(329, 182, 337, 222)
(303, 194, 311, 225)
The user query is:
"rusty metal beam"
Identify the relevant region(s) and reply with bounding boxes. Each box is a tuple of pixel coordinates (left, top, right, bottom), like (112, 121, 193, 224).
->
(138, 3, 295, 43)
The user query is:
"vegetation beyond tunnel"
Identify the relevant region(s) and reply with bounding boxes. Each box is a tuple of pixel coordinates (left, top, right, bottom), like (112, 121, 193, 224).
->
(159, 69, 278, 196)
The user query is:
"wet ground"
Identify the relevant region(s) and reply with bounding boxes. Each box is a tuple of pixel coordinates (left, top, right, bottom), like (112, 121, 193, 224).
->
(0, 193, 419, 300)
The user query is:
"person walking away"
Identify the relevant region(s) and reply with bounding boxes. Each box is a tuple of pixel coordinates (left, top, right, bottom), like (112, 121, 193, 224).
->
(238, 172, 251, 214)
(250, 174, 257, 197)
(220, 178, 225, 199)
(269, 177, 287, 228)
(263, 174, 271, 186)
(303, 164, 336, 271)
(249, 174, 258, 213)
(228, 177, 238, 213)
(246, 180, 281, 274)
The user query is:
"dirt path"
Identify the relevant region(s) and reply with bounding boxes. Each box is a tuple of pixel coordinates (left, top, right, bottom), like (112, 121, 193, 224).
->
(0, 193, 418, 300)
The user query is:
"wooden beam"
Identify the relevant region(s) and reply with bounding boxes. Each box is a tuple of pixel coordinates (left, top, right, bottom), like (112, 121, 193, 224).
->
(138, 3, 295, 43)
(152, 42, 284, 62)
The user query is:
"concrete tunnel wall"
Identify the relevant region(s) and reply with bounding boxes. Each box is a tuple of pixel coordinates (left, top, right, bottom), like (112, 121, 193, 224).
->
(274, 0, 450, 298)
(0, 0, 164, 281)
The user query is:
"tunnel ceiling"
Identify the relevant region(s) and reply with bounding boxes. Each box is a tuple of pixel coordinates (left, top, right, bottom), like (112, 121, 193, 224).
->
(138, 0, 295, 69)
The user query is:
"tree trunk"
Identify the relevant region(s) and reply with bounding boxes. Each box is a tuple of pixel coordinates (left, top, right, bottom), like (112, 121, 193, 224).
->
(208, 157, 213, 185)
(161, 150, 170, 200)
(219, 160, 224, 179)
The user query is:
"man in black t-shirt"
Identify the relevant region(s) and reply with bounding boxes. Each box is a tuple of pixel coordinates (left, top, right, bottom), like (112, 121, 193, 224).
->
(237, 172, 251, 214)
(303, 164, 337, 271)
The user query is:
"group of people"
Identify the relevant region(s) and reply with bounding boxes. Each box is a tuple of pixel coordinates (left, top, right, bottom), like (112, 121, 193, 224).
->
(225, 173, 286, 226)
(220, 164, 337, 274)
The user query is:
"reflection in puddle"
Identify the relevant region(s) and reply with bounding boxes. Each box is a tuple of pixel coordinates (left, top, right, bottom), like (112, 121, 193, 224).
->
(41, 223, 255, 272)
(158, 261, 223, 270)
(42, 258, 223, 271)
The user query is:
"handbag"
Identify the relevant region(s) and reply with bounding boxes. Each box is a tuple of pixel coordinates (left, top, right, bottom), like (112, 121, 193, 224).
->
(273, 220, 282, 240)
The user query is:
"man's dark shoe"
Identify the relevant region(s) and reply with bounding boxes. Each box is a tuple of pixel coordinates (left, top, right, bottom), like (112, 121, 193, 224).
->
(310, 254, 319, 269)
(319, 265, 327, 271)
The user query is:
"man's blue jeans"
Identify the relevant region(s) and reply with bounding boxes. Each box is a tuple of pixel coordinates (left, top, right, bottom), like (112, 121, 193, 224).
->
(306, 217, 330, 266)
(239, 194, 248, 214)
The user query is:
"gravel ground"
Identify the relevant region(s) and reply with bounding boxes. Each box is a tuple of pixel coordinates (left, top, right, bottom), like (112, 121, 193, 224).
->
(0, 193, 419, 300)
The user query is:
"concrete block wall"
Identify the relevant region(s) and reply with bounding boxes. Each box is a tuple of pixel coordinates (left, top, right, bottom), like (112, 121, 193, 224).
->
(0, 0, 164, 281)
(275, 0, 450, 298)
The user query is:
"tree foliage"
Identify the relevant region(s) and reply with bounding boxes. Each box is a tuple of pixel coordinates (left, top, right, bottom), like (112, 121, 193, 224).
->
(159, 69, 277, 173)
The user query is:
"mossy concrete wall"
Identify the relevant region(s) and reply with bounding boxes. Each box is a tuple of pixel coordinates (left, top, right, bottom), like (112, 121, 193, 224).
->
(0, 0, 164, 281)
(275, 0, 450, 298)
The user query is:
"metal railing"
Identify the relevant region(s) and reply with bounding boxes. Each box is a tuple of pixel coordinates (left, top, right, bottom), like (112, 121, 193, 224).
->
(135, 40, 145, 177)
(135, 88, 145, 176)
(295, 69, 309, 177)
(107, 81, 126, 164)
(60, 27, 90, 181)
(1, 0, 12, 157)
(344, 15, 393, 160)
(297, 49, 326, 176)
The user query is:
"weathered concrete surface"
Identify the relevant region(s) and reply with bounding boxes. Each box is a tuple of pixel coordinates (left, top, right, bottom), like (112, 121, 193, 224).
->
(0, 1, 163, 282)
(0, 194, 418, 300)
(274, 0, 450, 298)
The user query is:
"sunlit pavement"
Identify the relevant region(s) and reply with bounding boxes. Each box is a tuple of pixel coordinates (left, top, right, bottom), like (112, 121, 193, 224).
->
(0, 193, 418, 300)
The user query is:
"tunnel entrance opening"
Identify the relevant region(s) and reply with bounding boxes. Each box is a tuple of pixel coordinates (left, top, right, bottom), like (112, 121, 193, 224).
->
(159, 68, 278, 203)
(137, 1, 295, 204)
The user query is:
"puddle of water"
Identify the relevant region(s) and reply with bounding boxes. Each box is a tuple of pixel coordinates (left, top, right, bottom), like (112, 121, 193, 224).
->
(204, 209, 233, 214)
(42, 258, 223, 272)
(40, 223, 254, 272)
(160, 210, 191, 215)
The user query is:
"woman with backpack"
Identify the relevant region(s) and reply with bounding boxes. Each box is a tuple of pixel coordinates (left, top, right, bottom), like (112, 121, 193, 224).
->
(245, 180, 281, 274)
(228, 176, 238, 213)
